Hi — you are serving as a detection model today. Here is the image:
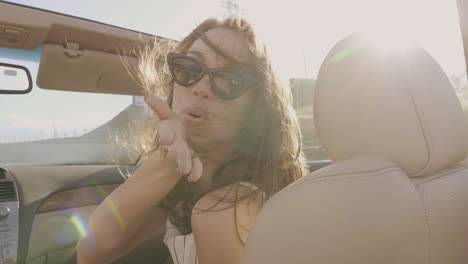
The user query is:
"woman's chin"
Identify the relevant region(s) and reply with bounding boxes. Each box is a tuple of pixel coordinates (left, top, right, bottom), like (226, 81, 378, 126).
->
(189, 134, 221, 149)
(188, 135, 232, 157)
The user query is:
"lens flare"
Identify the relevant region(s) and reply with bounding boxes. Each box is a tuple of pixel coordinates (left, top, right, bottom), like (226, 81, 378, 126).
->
(70, 213, 89, 238)
(329, 47, 353, 63)
(94, 184, 126, 232)
(33, 213, 90, 263)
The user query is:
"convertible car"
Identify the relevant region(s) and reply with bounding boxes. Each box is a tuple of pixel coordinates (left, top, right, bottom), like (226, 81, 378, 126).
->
(0, 0, 467, 263)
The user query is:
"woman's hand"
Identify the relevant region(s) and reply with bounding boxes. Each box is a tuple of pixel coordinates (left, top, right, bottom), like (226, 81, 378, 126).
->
(145, 95, 203, 182)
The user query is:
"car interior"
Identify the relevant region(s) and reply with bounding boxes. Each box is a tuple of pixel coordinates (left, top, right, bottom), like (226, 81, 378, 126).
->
(241, 33, 468, 264)
(0, 0, 467, 264)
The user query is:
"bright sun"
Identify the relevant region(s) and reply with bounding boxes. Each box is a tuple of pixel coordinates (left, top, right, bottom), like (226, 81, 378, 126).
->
(240, 0, 465, 78)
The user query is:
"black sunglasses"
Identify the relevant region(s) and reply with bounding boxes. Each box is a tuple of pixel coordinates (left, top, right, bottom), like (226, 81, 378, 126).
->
(167, 52, 258, 100)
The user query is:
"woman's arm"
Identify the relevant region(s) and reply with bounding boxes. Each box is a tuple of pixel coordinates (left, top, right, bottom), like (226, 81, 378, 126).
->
(77, 155, 180, 264)
(78, 205, 168, 264)
(77, 95, 202, 264)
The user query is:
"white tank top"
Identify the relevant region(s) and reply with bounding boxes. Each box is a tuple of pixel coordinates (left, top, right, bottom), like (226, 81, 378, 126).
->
(162, 182, 258, 264)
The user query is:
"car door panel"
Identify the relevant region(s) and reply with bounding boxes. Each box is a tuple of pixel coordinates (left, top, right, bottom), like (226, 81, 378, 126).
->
(2, 165, 169, 264)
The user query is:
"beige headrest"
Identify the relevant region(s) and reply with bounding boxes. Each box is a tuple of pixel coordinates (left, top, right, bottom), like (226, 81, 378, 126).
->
(314, 35, 468, 177)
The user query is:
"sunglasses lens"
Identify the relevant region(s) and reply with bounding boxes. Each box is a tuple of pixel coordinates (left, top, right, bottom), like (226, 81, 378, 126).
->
(171, 57, 202, 85)
(168, 53, 254, 100)
(213, 72, 246, 99)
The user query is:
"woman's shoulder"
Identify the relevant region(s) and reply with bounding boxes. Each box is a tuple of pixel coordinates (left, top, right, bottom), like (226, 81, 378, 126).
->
(191, 181, 263, 244)
(193, 181, 260, 211)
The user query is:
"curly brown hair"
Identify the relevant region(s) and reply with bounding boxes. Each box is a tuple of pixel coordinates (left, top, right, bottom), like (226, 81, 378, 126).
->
(133, 16, 306, 237)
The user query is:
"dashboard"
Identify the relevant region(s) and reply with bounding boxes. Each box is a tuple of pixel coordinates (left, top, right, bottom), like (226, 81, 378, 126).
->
(0, 168, 19, 264)
(0, 161, 332, 264)
(0, 165, 169, 264)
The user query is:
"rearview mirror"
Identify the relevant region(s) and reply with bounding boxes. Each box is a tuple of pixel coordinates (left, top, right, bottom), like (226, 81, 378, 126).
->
(0, 63, 32, 94)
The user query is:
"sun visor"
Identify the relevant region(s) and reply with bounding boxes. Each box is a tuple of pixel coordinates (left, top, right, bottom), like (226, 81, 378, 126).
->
(36, 44, 144, 95)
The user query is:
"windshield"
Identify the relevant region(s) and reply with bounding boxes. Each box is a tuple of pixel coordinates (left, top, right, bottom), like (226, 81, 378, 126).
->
(0, 47, 141, 165)
(1, 0, 467, 165)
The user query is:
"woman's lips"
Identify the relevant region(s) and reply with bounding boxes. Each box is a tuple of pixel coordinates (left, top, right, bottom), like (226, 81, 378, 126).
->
(181, 106, 208, 124)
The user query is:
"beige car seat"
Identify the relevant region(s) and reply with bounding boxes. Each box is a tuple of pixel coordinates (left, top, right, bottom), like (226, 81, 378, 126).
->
(241, 35, 468, 264)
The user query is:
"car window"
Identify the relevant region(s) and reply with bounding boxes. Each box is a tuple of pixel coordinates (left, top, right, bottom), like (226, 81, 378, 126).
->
(2, 0, 467, 164)
(0, 47, 144, 165)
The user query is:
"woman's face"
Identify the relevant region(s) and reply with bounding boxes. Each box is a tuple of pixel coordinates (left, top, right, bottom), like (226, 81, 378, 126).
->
(171, 27, 254, 155)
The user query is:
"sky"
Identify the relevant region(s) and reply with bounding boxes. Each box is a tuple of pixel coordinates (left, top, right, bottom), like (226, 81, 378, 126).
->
(0, 0, 466, 142)
(8, 0, 466, 77)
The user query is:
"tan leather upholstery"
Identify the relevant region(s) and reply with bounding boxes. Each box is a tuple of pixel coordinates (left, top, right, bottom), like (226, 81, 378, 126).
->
(241, 35, 468, 264)
(313, 35, 468, 177)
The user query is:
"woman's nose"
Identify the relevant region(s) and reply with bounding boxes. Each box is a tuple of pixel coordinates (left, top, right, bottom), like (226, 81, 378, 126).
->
(191, 74, 214, 99)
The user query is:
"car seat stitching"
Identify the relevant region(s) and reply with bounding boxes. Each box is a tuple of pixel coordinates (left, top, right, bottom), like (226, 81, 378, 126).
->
(286, 168, 403, 192)
(415, 184, 432, 264)
(396, 52, 433, 176)
(297, 164, 400, 185)
(265, 169, 407, 207)
(413, 167, 465, 186)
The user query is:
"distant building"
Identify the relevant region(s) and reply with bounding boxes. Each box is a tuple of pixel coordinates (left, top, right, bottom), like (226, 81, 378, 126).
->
(450, 73, 467, 95)
(132, 96, 146, 107)
(290, 78, 315, 109)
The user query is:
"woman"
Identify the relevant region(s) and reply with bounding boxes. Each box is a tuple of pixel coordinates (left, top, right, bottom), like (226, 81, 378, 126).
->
(77, 16, 306, 264)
